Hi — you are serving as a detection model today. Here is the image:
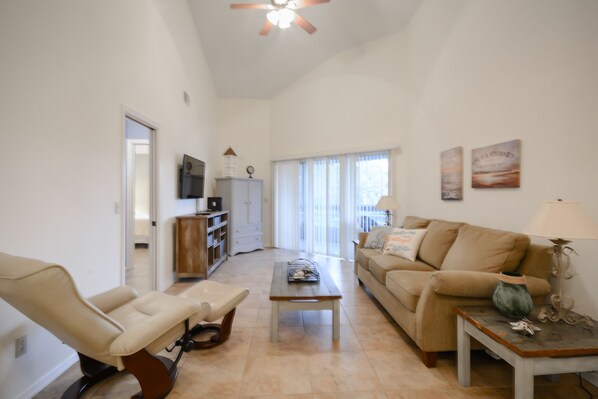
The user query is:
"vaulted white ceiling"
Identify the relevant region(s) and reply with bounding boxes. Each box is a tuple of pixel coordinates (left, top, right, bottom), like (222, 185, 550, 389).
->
(189, 0, 423, 99)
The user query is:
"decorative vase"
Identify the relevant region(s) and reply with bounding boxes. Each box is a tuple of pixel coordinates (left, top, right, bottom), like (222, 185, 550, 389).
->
(492, 272, 534, 319)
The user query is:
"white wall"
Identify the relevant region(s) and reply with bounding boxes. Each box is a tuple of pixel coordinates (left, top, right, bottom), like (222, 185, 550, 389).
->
(270, 40, 409, 206)
(264, 1, 598, 316)
(0, 0, 217, 397)
(216, 99, 272, 246)
(402, 0, 598, 317)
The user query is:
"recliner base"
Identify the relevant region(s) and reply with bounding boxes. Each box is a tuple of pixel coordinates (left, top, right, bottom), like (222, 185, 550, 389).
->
(188, 308, 237, 350)
(62, 322, 193, 399)
(62, 354, 119, 399)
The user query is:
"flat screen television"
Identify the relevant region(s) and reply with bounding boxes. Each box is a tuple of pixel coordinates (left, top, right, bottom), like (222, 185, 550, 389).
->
(179, 154, 205, 199)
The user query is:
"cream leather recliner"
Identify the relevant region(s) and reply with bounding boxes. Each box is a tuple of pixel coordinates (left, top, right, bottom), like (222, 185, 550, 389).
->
(0, 252, 210, 399)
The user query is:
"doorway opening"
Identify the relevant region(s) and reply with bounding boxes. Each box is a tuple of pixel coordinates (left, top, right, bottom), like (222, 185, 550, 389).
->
(124, 115, 157, 294)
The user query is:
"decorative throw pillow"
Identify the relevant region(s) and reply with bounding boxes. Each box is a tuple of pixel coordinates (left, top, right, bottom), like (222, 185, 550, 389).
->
(382, 228, 428, 262)
(363, 226, 396, 250)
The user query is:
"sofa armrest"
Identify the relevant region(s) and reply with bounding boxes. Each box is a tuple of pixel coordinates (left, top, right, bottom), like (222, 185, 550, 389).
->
(429, 271, 551, 298)
(414, 271, 551, 353)
(109, 298, 204, 356)
(358, 232, 368, 249)
(88, 286, 139, 314)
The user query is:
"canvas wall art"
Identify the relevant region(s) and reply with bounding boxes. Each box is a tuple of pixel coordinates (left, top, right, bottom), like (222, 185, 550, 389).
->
(471, 139, 521, 188)
(441, 146, 463, 200)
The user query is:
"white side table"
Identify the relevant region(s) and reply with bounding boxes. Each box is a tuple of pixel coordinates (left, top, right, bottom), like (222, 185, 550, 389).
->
(455, 307, 598, 399)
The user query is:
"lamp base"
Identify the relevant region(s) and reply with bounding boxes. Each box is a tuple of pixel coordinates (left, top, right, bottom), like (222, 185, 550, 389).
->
(537, 295, 594, 329)
(536, 238, 594, 329)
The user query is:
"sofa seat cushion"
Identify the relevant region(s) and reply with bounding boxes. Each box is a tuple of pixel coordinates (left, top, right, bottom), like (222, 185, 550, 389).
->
(417, 220, 462, 269)
(369, 254, 435, 284)
(441, 224, 530, 273)
(386, 271, 432, 312)
(355, 248, 381, 271)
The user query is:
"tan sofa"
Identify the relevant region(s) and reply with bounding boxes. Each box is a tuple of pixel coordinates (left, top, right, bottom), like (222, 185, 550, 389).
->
(354, 216, 553, 367)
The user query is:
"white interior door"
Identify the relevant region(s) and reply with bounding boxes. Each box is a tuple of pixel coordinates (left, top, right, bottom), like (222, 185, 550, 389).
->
(124, 116, 157, 294)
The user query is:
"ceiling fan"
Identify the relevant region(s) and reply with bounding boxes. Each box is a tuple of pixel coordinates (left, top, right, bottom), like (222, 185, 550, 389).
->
(230, 0, 330, 36)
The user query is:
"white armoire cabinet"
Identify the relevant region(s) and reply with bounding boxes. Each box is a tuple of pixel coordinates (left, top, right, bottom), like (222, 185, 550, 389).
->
(216, 177, 264, 256)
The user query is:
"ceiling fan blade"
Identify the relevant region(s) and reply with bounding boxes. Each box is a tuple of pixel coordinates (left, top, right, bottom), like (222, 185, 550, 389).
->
(259, 20, 274, 36)
(230, 3, 273, 10)
(293, 12, 317, 34)
(293, 0, 329, 9)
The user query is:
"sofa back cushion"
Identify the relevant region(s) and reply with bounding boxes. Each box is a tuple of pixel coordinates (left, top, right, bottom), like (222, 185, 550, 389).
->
(440, 224, 530, 273)
(417, 220, 462, 269)
(516, 243, 553, 279)
(402, 216, 431, 229)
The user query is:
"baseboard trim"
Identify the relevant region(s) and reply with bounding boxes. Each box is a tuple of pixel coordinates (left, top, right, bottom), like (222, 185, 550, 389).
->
(16, 352, 78, 399)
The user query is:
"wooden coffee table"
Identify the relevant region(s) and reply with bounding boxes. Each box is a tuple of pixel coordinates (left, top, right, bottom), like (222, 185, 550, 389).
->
(455, 306, 598, 399)
(269, 261, 342, 342)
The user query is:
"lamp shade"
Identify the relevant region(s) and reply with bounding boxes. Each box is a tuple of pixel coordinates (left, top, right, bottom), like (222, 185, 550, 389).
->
(523, 200, 598, 240)
(375, 196, 400, 211)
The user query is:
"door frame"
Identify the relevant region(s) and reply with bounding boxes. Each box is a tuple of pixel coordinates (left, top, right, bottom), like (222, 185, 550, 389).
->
(122, 108, 159, 291)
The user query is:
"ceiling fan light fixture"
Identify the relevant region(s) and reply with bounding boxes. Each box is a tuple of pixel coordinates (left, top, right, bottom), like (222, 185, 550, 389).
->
(278, 8, 295, 28)
(266, 10, 279, 25)
(231, 0, 328, 35)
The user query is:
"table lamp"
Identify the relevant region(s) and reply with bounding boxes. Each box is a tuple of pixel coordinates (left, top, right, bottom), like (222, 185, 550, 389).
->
(375, 196, 400, 226)
(523, 199, 598, 328)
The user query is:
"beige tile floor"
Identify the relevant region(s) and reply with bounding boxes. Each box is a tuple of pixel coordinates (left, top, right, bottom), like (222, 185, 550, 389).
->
(35, 248, 597, 398)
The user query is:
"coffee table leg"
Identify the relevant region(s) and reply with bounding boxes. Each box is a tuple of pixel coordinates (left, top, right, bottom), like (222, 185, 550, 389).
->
(271, 301, 279, 342)
(514, 356, 534, 399)
(457, 315, 471, 386)
(332, 299, 340, 341)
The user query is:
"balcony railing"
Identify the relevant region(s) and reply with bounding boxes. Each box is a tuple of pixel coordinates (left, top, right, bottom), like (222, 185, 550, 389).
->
(357, 205, 386, 232)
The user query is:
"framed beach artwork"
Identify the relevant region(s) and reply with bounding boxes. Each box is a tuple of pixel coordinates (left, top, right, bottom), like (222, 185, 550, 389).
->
(471, 139, 521, 188)
(441, 146, 463, 200)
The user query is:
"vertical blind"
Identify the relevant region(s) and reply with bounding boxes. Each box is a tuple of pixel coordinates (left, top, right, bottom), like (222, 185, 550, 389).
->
(273, 151, 390, 259)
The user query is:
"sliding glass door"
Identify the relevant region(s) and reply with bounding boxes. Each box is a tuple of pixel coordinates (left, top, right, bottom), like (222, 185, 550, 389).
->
(274, 151, 390, 259)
